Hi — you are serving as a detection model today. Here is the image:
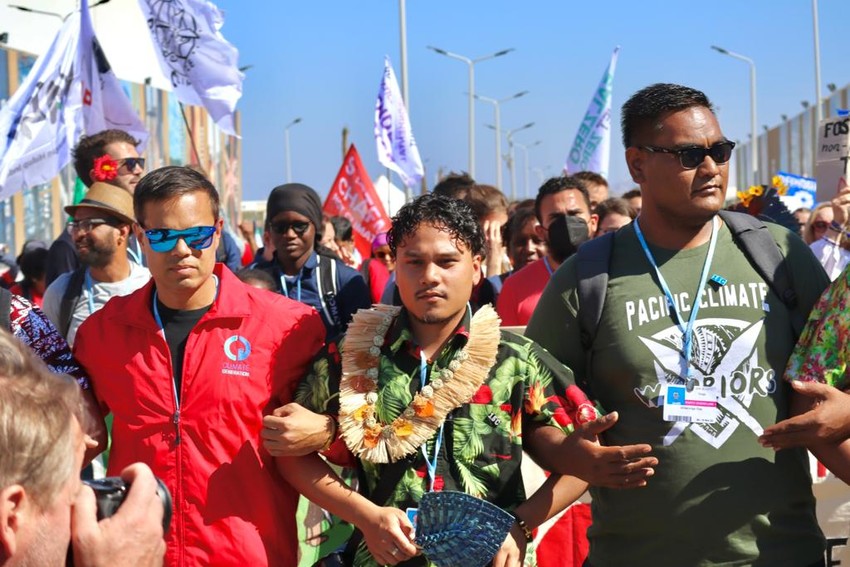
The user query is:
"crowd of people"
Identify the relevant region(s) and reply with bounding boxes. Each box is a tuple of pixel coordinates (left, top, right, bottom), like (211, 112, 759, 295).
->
(2, 81, 850, 567)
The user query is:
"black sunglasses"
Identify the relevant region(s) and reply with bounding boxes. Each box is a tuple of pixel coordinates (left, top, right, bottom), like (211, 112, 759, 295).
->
(119, 157, 146, 171)
(638, 141, 736, 169)
(270, 220, 311, 235)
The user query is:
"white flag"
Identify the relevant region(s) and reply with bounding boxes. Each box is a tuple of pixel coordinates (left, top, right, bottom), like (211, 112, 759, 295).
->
(564, 47, 619, 178)
(79, 0, 148, 147)
(0, 3, 148, 197)
(374, 57, 423, 188)
(139, 0, 243, 136)
(0, 14, 80, 196)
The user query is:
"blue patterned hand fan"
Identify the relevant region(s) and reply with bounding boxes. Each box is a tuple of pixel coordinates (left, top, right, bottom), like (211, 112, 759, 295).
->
(415, 490, 515, 567)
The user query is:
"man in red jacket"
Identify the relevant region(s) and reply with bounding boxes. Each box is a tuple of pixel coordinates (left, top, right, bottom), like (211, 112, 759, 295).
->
(74, 166, 327, 566)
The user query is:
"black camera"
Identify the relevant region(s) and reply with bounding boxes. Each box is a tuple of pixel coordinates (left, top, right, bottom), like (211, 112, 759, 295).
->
(84, 476, 173, 532)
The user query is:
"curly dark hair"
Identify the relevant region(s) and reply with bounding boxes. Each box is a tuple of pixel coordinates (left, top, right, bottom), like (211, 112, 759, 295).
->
(621, 83, 714, 148)
(388, 194, 485, 258)
(72, 129, 140, 187)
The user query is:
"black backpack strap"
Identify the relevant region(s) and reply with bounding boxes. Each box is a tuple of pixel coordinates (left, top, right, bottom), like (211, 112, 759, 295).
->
(58, 267, 88, 339)
(0, 287, 11, 332)
(717, 210, 804, 338)
(575, 232, 615, 397)
(316, 255, 342, 333)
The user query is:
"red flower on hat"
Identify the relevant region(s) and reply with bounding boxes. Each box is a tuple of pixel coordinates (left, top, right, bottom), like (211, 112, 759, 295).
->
(92, 155, 118, 182)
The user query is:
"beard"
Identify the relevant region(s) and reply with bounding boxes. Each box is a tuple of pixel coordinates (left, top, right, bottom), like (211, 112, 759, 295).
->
(77, 237, 116, 269)
(410, 305, 465, 326)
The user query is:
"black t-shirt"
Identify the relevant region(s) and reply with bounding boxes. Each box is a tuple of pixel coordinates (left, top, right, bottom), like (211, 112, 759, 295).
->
(155, 300, 211, 400)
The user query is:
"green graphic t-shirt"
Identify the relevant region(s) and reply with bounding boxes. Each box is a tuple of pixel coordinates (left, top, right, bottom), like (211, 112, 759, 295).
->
(295, 307, 591, 567)
(526, 220, 830, 567)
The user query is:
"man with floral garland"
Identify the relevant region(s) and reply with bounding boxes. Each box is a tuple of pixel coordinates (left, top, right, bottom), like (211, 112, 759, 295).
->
(268, 194, 656, 567)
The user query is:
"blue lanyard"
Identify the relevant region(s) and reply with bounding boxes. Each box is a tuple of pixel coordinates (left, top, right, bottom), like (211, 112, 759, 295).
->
(84, 269, 95, 315)
(633, 217, 719, 381)
(279, 271, 302, 302)
(151, 275, 220, 441)
(542, 256, 555, 277)
(419, 351, 444, 492)
(127, 240, 142, 265)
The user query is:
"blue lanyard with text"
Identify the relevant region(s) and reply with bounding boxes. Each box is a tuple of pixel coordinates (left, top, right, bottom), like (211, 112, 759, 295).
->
(633, 216, 719, 381)
(127, 239, 142, 265)
(84, 269, 95, 315)
(543, 256, 555, 277)
(151, 275, 219, 443)
(279, 271, 302, 302)
(419, 351, 444, 492)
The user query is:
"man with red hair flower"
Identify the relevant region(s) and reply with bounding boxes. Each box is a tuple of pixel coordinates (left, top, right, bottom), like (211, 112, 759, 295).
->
(47, 129, 146, 286)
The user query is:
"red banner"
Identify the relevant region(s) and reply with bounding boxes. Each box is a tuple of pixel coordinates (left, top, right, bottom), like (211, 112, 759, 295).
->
(324, 145, 391, 260)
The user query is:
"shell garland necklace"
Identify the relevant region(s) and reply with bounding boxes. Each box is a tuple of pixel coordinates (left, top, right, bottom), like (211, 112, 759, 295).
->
(338, 304, 501, 463)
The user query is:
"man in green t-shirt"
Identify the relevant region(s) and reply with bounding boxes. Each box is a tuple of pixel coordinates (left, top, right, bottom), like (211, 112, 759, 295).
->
(527, 83, 850, 567)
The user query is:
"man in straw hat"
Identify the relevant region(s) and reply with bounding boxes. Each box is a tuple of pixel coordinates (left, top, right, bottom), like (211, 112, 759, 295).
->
(43, 182, 150, 347)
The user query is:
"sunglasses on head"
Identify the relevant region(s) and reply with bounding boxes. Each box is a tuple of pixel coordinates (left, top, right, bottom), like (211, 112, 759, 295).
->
(638, 140, 736, 169)
(270, 220, 311, 235)
(118, 157, 145, 171)
(144, 226, 216, 253)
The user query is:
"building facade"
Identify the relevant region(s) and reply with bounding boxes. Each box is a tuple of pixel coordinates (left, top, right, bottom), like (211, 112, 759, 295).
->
(735, 83, 849, 196)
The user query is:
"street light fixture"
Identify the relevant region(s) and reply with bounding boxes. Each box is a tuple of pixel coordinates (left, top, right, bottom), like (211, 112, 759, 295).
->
(284, 117, 302, 184)
(711, 45, 758, 186)
(813, 0, 823, 126)
(486, 121, 534, 200)
(472, 90, 528, 191)
(427, 45, 514, 177)
(513, 140, 542, 198)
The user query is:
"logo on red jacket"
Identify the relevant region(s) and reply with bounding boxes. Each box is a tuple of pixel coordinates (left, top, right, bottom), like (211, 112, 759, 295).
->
(222, 335, 251, 377)
(224, 335, 251, 361)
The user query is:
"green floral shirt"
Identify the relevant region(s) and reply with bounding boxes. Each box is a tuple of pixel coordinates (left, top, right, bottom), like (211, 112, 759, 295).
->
(294, 308, 593, 567)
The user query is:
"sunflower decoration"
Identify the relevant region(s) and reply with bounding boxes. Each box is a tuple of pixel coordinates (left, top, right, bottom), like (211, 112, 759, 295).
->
(729, 178, 798, 233)
(92, 155, 119, 182)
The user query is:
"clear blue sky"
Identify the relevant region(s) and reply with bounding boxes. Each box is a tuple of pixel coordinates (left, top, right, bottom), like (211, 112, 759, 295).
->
(213, 0, 850, 203)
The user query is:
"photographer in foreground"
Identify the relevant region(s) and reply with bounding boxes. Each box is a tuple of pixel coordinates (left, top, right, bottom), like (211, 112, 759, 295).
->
(0, 330, 165, 566)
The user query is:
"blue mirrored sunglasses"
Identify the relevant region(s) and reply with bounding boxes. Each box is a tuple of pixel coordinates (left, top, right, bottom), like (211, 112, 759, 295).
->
(144, 226, 216, 253)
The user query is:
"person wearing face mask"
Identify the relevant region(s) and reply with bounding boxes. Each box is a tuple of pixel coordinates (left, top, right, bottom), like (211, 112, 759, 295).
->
(496, 177, 596, 327)
(253, 183, 371, 339)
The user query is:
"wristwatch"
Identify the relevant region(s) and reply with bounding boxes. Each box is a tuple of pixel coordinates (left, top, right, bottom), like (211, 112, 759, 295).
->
(511, 512, 534, 543)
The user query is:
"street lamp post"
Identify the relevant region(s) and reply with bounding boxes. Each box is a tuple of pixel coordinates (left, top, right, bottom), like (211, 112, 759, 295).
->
(813, 0, 823, 127)
(711, 45, 758, 186)
(474, 90, 528, 191)
(487, 122, 534, 200)
(427, 46, 514, 177)
(284, 117, 302, 183)
(514, 140, 542, 198)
